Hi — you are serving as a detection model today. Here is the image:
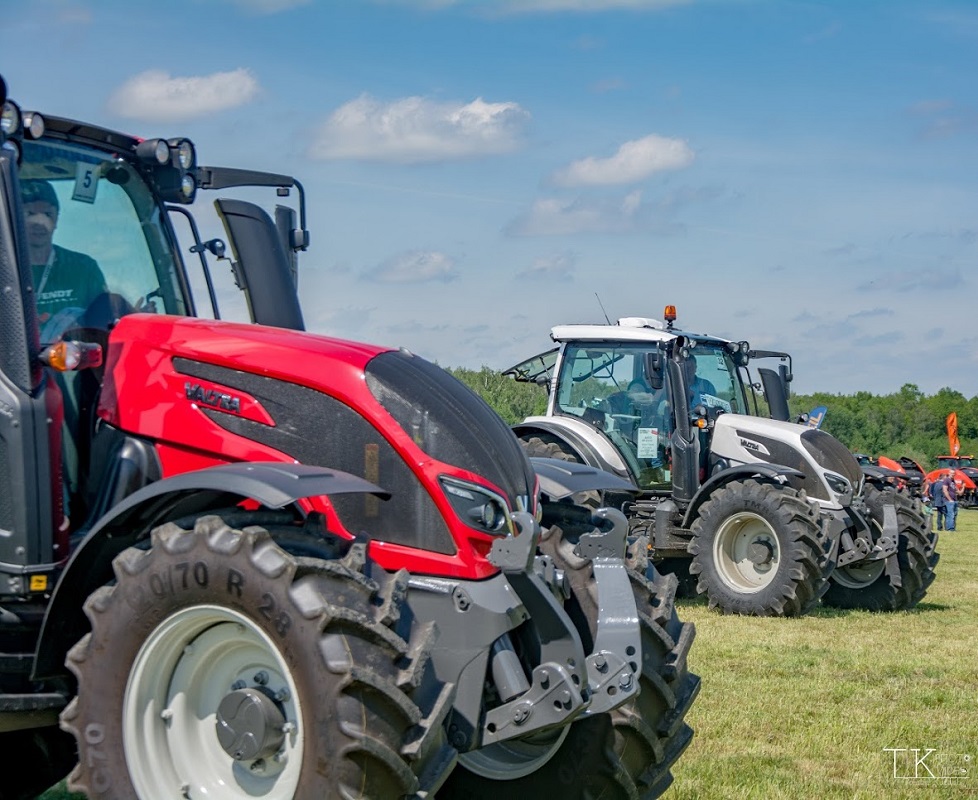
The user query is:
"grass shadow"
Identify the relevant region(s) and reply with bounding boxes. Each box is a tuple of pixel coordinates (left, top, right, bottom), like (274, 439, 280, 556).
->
(805, 599, 952, 619)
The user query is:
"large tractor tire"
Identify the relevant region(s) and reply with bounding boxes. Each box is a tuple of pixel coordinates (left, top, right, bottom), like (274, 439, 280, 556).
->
(655, 557, 699, 599)
(439, 524, 699, 799)
(0, 726, 76, 800)
(60, 514, 454, 800)
(822, 486, 939, 611)
(688, 479, 831, 616)
(520, 435, 602, 508)
(521, 435, 581, 464)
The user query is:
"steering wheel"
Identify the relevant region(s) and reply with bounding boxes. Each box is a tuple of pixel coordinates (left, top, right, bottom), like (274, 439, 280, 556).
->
(42, 292, 138, 348)
(40, 306, 87, 345)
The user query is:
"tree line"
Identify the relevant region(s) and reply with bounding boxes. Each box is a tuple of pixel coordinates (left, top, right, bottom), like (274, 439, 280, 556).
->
(788, 383, 977, 469)
(448, 367, 976, 472)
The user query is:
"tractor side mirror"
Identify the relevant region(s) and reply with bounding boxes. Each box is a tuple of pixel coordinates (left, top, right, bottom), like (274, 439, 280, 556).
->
(643, 351, 664, 390)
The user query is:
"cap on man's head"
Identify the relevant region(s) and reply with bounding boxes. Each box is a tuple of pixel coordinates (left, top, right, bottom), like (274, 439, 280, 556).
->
(21, 179, 59, 211)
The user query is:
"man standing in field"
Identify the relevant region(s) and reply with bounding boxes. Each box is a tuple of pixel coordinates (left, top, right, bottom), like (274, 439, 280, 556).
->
(943, 473, 958, 532)
(930, 477, 948, 531)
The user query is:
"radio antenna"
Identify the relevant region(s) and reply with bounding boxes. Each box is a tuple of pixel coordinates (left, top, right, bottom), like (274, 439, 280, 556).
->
(595, 293, 612, 324)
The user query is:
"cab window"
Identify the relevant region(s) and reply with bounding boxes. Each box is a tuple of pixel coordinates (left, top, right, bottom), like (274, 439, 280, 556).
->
(21, 139, 189, 339)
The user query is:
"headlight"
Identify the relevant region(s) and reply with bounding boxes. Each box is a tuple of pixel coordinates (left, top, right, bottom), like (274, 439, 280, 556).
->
(440, 476, 511, 536)
(1, 101, 21, 135)
(136, 138, 171, 165)
(180, 173, 196, 200)
(169, 137, 196, 170)
(22, 111, 44, 139)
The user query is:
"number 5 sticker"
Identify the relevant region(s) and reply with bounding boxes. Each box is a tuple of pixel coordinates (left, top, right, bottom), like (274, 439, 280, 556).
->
(72, 162, 98, 204)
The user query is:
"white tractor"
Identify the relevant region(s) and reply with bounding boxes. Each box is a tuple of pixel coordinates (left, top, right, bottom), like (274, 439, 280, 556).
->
(505, 308, 938, 616)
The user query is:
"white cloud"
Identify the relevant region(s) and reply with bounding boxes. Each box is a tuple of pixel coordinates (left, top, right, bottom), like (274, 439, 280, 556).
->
(844, 307, 896, 323)
(508, 190, 685, 236)
(516, 252, 577, 281)
(301, 302, 375, 336)
(363, 250, 459, 283)
(107, 69, 260, 123)
(552, 134, 694, 187)
(856, 267, 964, 293)
(309, 94, 530, 163)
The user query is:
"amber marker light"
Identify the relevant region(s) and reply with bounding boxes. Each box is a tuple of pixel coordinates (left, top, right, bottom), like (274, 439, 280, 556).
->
(39, 341, 103, 372)
(663, 305, 677, 322)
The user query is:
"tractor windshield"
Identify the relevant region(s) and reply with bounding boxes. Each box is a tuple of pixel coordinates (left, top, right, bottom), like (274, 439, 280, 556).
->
(552, 340, 749, 491)
(554, 343, 673, 490)
(20, 137, 190, 341)
(685, 343, 748, 415)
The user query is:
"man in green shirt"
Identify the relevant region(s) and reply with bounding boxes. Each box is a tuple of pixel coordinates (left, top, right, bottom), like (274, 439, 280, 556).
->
(22, 179, 107, 341)
(23, 179, 110, 520)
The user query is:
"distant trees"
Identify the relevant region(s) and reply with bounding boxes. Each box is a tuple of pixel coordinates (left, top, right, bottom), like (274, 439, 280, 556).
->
(447, 366, 547, 425)
(451, 365, 976, 471)
(791, 383, 976, 466)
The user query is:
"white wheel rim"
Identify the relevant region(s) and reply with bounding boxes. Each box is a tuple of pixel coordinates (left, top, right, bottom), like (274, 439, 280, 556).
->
(831, 560, 886, 588)
(712, 512, 781, 593)
(459, 728, 570, 780)
(832, 517, 887, 589)
(124, 605, 303, 799)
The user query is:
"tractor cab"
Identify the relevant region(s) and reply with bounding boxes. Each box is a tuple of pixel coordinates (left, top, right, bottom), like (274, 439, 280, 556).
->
(1, 101, 309, 563)
(506, 311, 753, 491)
(20, 127, 194, 341)
(937, 455, 974, 470)
(19, 114, 308, 334)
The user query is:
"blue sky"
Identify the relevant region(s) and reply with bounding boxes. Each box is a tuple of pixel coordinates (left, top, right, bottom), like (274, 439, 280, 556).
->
(3, 0, 977, 397)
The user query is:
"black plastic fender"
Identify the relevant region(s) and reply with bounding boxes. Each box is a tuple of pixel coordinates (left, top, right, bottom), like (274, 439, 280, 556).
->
(530, 456, 638, 500)
(860, 464, 906, 485)
(513, 420, 630, 481)
(683, 462, 806, 528)
(33, 462, 388, 680)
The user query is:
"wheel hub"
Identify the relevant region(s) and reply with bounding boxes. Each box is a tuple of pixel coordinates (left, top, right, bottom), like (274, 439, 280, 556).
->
(215, 687, 287, 762)
(712, 511, 781, 592)
(746, 539, 774, 566)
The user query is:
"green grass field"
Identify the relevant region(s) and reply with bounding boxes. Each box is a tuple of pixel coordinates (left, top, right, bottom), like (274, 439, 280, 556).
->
(669, 507, 978, 799)
(36, 509, 977, 799)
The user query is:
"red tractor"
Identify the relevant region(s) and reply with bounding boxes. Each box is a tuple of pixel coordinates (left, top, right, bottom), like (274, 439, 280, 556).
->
(0, 77, 697, 799)
(925, 456, 977, 508)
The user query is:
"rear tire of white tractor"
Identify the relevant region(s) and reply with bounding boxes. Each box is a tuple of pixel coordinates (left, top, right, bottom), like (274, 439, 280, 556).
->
(60, 514, 454, 799)
(521, 435, 580, 464)
(519, 436, 602, 508)
(822, 486, 939, 611)
(439, 525, 700, 799)
(688, 479, 831, 616)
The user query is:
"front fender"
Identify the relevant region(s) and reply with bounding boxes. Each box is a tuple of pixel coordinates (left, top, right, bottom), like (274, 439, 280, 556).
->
(684, 463, 806, 527)
(530, 457, 637, 500)
(513, 419, 631, 480)
(34, 462, 388, 680)
(861, 464, 905, 486)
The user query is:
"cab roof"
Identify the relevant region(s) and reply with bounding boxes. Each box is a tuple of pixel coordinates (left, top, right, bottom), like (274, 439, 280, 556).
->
(550, 317, 729, 346)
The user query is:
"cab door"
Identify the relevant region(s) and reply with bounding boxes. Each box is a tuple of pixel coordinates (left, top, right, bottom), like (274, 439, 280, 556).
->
(0, 152, 61, 581)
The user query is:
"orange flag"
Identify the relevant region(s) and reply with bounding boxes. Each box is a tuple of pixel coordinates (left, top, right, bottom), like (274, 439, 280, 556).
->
(947, 412, 960, 457)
